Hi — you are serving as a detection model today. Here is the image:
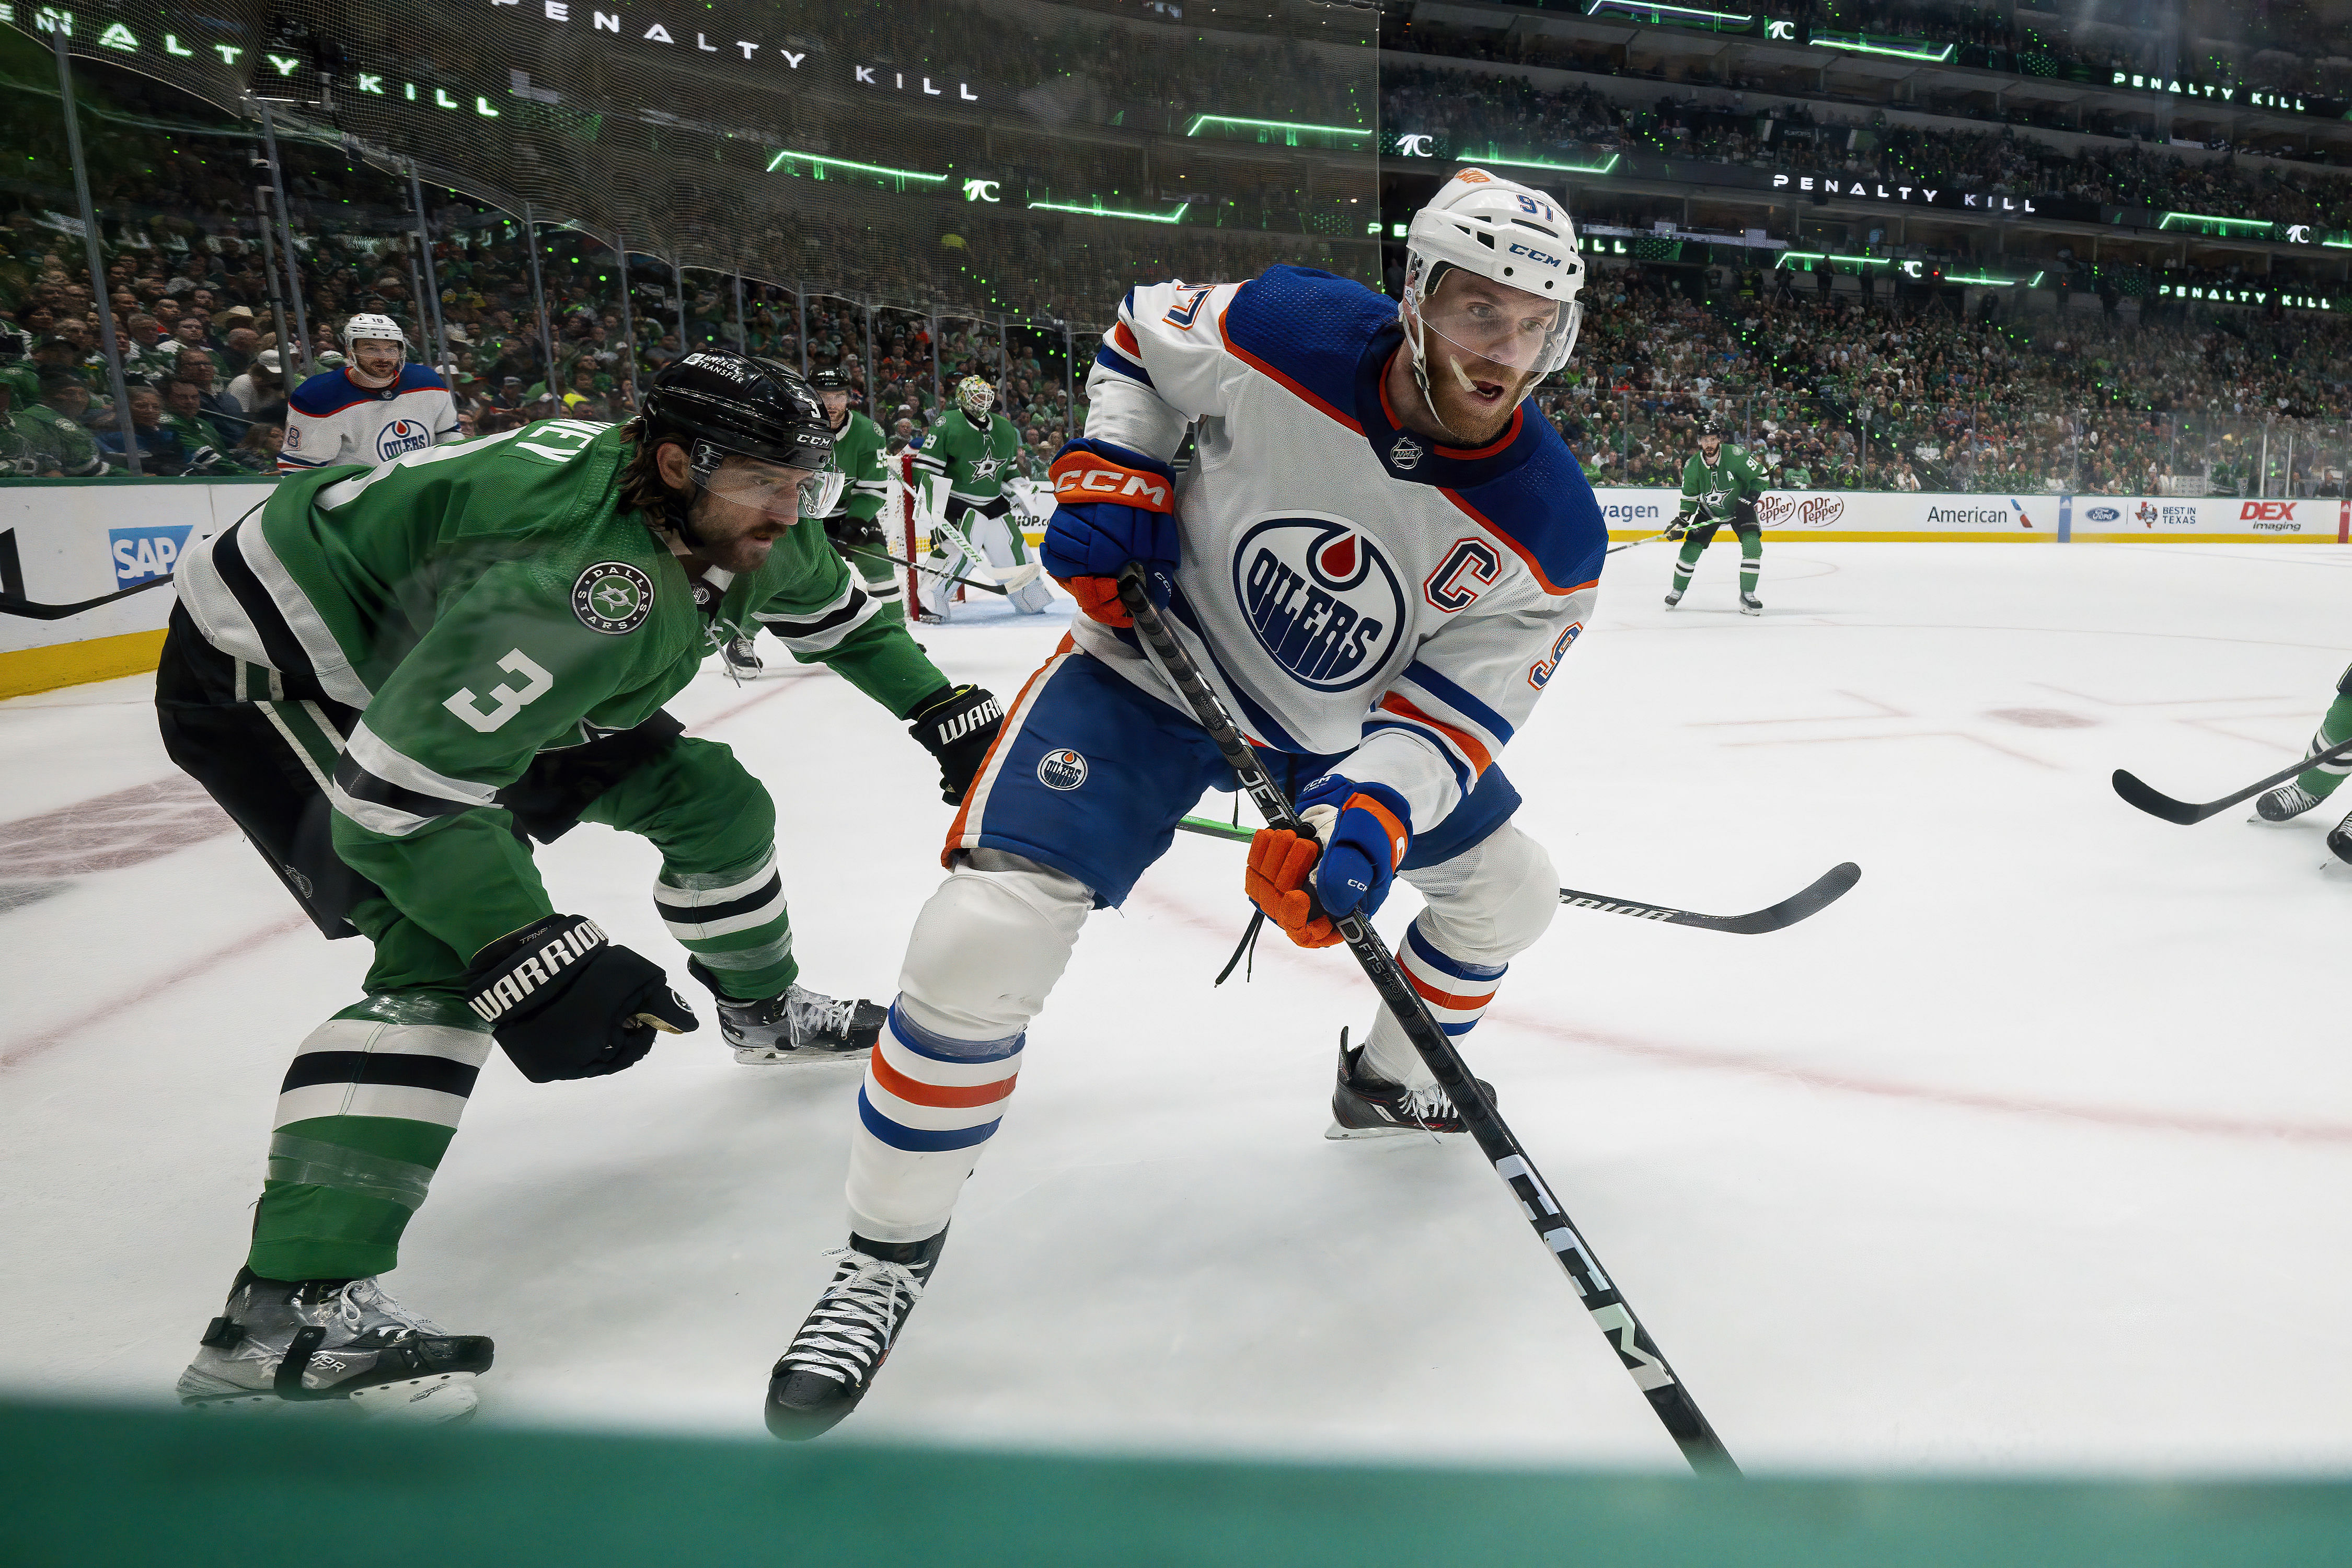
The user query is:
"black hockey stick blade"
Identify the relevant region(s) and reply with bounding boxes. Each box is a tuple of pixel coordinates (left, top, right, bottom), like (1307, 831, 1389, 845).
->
(1119, 563, 1738, 1475)
(1180, 817, 1859, 935)
(1562, 861, 1861, 935)
(2112, 734, 2352, 825)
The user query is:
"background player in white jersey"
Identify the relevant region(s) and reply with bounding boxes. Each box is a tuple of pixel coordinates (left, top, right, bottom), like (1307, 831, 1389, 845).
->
(761, 169, 1607, 1439)
(279, 314, 458, 473)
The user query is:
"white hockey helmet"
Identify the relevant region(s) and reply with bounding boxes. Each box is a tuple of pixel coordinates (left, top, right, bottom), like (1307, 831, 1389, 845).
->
(340, 312, 410, 357)
(1401, 168, 1586, 407)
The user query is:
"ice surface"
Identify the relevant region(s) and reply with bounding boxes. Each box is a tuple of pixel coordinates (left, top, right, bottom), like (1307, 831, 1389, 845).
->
(4, 542, 2349, 1472)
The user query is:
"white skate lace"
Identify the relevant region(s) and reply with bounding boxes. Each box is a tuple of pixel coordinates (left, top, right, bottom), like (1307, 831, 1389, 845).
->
(786, 986, 859, 1045)
(324, 1277, 443, 1339)
(780, 1248, 924, 1384)
(1401, 1083, 1459, 1127)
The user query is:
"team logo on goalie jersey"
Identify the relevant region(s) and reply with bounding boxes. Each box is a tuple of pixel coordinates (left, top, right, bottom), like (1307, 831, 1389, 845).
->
(571, 561, 655, 635)
(1233, 515, 1406, 693)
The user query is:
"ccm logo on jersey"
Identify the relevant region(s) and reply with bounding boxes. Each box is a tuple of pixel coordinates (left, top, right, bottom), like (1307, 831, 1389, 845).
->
(1423, 538, 1501, 612)
(375, 419, 433, 462)
(1050, 454, 1172, 510)
(1233, 516, 1407, 693)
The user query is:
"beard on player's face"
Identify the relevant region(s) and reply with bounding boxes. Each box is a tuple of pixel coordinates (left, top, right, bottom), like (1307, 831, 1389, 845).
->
(680, 486, 795, 572)
(1423, 348, 1530, 446)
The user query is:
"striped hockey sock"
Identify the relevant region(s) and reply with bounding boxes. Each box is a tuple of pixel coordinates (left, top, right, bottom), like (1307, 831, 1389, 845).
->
(653, 847, 797, 1000)
(846, 1001, 1023, 1243)
(251, 993, 491, 1282)
(1359, 923, 1507, 1088)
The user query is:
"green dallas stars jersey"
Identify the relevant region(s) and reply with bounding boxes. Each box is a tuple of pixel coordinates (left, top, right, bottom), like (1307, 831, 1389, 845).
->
(1675, 444, 1769, 528)
(825, 408, 887, 525)
(914, 408, 1022, 503)
(172, 417, 946, 961)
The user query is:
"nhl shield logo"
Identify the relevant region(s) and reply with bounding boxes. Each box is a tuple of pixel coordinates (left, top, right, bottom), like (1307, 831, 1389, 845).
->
(1231, 515, 1407, 693)
(572, 561, 656, 635)
(375, 418, 432, 462)
(1388, 435, 1424, 471)
(1036, 747, 1088, 790)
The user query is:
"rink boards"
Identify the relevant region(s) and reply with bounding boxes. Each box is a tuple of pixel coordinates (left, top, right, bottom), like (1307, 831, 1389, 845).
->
(1594, 487, 2352, 544)
(3, 477, 2343, 697)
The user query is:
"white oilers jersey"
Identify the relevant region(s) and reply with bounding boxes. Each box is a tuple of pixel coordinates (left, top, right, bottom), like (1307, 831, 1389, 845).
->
(280, 364, 459, 474)
(1077, 266, 1607, 833)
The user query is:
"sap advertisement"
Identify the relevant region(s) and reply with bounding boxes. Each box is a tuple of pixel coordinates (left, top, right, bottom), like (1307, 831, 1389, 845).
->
(1589, 490, 2351, 542)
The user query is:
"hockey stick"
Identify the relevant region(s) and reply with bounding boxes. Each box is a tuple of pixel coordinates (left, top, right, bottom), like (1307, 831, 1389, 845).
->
(1604, 531, 1670, 556)
(1171, 816, 1859, 935)
(1117, 563, 1736, 1474)
(844, 545, 1010, 597)
(929, 511, 1047, 590)
(2113, 735, 2352, 825)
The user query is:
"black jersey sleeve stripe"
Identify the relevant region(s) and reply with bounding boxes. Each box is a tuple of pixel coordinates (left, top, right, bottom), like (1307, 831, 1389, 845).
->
(280, 1051, 482, 1098)
(330, 754, 480, 821)
(651, 873, 783, 928)
(207, 523, 322, 691)
(754, 589, 869, 639)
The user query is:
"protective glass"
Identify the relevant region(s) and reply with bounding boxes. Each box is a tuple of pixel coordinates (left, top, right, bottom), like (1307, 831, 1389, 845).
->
(1414, 270, 1582, 378)
(700, 455, 846, 517)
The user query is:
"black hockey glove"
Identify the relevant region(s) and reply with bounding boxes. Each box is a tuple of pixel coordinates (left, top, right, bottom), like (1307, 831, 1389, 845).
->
(464, 914, 698, 1083)
(1664, 517, 1689, 541)
(907, 683, 1004, 804)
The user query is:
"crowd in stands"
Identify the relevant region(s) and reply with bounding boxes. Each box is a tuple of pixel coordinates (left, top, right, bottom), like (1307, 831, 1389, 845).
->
(1543, 261, 2352, 495)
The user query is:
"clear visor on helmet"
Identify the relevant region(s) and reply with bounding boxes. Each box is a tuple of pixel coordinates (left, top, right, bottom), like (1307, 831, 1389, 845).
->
(1413, 267, 1583, 379)
(699, 454, 846, 518)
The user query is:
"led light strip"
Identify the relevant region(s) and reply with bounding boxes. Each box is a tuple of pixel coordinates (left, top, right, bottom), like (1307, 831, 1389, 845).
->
(1028, 200, 1191, 224)
(765, 149, 947, 183)
(2158, 211, 2274, 233)
(1185, 115, 1371, 139)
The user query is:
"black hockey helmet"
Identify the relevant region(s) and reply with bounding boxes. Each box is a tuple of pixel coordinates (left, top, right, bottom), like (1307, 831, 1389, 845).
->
(1697, 418, 1724, 440)
(807, 366, 852, 393)
(641, 349, 834, 473)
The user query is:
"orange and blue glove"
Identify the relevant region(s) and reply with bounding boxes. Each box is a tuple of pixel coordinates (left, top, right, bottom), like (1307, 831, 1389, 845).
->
(1041, 438, 1179, 627)
(1243, 775, 1411, 948)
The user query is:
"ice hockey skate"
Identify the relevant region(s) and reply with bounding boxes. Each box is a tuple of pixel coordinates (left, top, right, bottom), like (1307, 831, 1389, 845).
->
(2253, 782, 2321, 823)
(176, 1269, 491, 1421)
(2330, 812, 2352, 865)
(689, 959, 884, 1064)
(719, 632, 764, 682)
(766, 1229, 948, 1440)
(1326, 1031, 1494, 1139)
(1663, 587, 1684, 608)
(1739, 592, 1763, 616)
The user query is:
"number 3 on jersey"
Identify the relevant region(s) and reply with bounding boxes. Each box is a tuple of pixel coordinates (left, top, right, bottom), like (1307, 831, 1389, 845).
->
(444, 649, 555, 733)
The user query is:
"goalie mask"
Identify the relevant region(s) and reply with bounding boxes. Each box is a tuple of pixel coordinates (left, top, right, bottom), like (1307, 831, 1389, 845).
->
(640, 350, 845, 520)
(955, 375, 996, 422)
(1400, 169, 1586, 424)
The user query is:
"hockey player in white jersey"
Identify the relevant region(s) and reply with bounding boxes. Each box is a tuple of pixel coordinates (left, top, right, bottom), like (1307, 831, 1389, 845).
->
(279, 313, 458, 473)
(763, 169, 1607, 1439)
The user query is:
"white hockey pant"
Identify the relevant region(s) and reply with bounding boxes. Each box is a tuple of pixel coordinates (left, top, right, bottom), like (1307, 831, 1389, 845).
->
(843, 824, 1558, 1242)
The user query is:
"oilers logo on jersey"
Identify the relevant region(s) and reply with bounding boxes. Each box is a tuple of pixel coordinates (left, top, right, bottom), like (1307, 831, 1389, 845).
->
(1235, 516, 1407, 693)
(376, 419, 434, 463)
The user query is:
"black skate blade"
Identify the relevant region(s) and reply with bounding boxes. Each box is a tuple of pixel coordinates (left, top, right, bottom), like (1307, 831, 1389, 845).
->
(734, 1045, 874, 1067)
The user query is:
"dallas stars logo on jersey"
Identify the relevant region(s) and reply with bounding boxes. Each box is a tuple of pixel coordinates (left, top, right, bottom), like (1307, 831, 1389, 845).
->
(572, 561, 655, 635)
(966, 451, 1011, 482)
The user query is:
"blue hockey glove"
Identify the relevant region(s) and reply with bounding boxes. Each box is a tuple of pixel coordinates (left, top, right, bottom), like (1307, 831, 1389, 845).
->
(1294, 773, 1413, 926)
(1042, 438, 1179, 627)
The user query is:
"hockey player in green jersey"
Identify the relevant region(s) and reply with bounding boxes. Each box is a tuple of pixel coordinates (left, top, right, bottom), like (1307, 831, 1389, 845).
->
(912, 375, 1051, 619)
(1664, 420, 1770, 616)
(720, 366, 898, 677)
(155, 350, 1006, 1418)
(2252, 660, 2352, 862)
